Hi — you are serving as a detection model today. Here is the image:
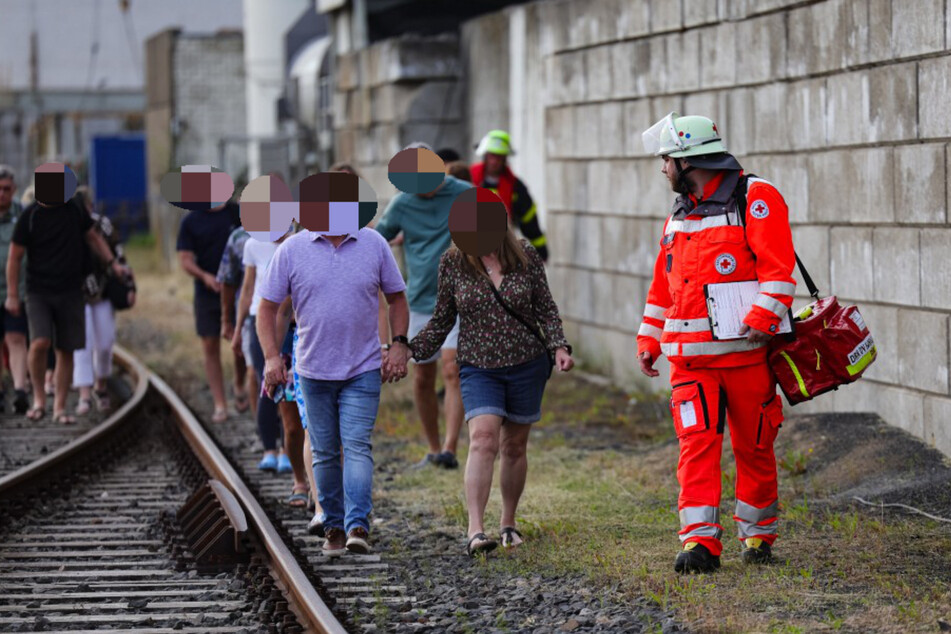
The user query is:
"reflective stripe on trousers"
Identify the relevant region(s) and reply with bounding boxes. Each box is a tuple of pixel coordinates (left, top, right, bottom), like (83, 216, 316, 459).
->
(734, 499, 779, 539)
(678, 505, 723, 543)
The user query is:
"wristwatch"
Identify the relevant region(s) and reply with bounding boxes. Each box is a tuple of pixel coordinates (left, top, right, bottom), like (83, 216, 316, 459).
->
(392, 335, 409, 346)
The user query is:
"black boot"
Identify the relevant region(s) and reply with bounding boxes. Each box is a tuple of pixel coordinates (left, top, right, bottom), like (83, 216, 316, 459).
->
(741, 538, 773, 564)
(674, 542, 721, 574)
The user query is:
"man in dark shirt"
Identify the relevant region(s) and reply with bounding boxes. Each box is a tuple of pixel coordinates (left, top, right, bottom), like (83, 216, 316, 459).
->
(176, 200, 241, 423)
(5, 171, 125, 423)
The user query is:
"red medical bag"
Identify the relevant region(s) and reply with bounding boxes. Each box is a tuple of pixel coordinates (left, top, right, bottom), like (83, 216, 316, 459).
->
(767, 258, 877, 405)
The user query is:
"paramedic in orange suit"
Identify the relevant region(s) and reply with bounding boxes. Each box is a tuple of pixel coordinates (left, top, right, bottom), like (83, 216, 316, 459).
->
(636, 112, 797, 574)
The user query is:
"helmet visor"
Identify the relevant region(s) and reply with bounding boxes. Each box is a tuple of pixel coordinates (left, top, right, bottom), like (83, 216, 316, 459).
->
(642, 112, 683, 156)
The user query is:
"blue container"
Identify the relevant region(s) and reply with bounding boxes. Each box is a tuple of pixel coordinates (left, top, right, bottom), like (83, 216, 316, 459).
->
(89, 134, 148, 241)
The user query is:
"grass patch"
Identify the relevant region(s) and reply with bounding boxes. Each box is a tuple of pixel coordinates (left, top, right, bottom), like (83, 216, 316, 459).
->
(120, 236, 951, 634)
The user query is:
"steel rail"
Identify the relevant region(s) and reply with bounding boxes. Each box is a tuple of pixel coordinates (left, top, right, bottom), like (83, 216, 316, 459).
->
(1, 344, 347, 634)
(148, 360, 346, 634)
(0, 344, 149, 496)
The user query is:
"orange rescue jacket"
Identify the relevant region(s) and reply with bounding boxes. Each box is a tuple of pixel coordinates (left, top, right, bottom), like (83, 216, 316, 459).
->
(636, 171, 797, 369)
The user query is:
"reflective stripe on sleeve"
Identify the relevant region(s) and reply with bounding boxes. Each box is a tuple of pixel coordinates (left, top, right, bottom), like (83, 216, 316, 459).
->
(521, 204, 537, 223)
(638, 323, 662, 340)
(664, 318, 710, 333)
(754, 294, 789, 319)
(759, 281, 796, 295)
(530, 235, 547, 247)
(644, 303, 667, 320)
(660, 342, 679, 357)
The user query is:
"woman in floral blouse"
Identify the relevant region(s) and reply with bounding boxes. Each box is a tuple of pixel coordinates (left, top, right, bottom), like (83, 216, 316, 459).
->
(410, 224, 574, 557)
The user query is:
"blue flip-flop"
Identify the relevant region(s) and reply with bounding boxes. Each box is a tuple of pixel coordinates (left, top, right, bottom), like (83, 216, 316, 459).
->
(258, 454, 278, 472)
(277, 453, 293, 474)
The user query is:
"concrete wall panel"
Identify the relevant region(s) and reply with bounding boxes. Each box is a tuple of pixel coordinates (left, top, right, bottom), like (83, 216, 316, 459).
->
(341, 0, 951, 456)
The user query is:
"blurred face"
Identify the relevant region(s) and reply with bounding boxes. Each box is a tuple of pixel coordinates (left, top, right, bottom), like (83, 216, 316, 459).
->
(484, 153, 505, 177)
(0, 178, 15, 212)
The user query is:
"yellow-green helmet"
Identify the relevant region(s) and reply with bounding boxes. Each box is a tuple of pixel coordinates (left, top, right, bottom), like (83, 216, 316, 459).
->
(476, 130, 515, 156)
(642, 112, 727, 158)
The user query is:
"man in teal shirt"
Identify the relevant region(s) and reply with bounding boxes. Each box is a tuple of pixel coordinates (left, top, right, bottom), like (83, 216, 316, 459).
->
(0, 165, 29, 413)
(375, 160, 472, 469)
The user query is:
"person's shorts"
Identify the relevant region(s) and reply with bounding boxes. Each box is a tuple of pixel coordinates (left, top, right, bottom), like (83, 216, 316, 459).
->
(408, 311, 459, 364)
(241, 316, 254, 366)
(292, 330, 308, 430)
(25, 291, 86, 351)
(458, 353, 550, 424)
(0, 306, 28, 337)
(194, 290, 222, 338)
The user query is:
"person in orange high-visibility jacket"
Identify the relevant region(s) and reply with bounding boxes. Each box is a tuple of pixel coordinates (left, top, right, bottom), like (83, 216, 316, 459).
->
(637, 112, 796, 574)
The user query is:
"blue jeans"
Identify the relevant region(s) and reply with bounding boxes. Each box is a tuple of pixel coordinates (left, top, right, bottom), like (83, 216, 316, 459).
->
(299, 370, 381, 533)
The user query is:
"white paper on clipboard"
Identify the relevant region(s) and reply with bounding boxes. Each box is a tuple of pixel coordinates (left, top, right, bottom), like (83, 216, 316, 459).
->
(704, 280, 793, 340)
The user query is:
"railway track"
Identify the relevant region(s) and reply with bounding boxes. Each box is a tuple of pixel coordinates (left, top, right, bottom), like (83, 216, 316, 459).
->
(0, 347, 348, 634)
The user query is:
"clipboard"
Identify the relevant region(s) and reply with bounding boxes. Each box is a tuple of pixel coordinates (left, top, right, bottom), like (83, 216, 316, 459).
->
(704, 280, 794, 340)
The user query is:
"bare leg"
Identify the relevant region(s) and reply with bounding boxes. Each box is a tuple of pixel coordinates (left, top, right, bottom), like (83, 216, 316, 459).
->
(5, 332, 28, 391)
(233, 348, 247, 401)
(278, 401, 308, 492)
(247, 367, 259, 417)
(53, 349, 73, 416)
(200, 336, 227, 413)
(499, 421, 532, 531)
(413, 361, 441, 454)
(465, 414, 502, 538)
(440, 349, 463, 455)
(303, 433, 321, 514)
(28, 338, 51, 410)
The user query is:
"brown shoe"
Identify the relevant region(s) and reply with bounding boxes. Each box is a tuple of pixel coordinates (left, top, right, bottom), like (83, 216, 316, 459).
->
(346, 527, 370, 554)
(322, 528, 346, 557)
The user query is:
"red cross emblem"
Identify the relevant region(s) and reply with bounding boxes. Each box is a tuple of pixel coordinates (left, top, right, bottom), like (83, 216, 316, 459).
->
(750, 199, 770, 219)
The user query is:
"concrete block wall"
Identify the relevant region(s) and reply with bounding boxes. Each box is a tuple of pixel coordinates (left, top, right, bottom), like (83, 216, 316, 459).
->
(333, 35, 467, 214)
(172, 34, 247, 170)
(456, 0, 951, 456)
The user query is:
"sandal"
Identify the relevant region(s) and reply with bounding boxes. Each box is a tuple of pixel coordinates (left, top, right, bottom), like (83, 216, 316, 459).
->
(466, 533, 498, 558)
(53, 411, 77, 425)
(286, 488, 309, 508)
(500, 526, 524, 550)
(211, 408, 229, 423)
(26, 405, 45, 421)
(75, 398, 92, 416)
(234, 390, 250, 413)
(94, 390, 111, 412)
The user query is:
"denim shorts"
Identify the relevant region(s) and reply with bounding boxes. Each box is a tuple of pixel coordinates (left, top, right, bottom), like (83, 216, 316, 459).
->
(458, 353, 550, 424)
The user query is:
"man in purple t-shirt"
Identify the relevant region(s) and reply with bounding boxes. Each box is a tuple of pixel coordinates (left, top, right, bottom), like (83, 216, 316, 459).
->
(257, 227, 410, 556)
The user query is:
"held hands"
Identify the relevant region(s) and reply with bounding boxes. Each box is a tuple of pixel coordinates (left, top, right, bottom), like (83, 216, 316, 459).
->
(555, 347, 574, 372)
(738, 323, 772, 345)
(222, 320, 235, 341)
(383, 343, 410, 383)
(638, 351, 660, 378)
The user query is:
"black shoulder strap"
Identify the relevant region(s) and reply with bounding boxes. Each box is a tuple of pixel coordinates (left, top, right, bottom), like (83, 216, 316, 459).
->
(735, 174, 820, 299)
(487, 281, 549, 349)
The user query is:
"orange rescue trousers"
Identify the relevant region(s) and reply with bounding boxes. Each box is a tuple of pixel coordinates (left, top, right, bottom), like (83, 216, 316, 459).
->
(670, 362, 783, 557)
